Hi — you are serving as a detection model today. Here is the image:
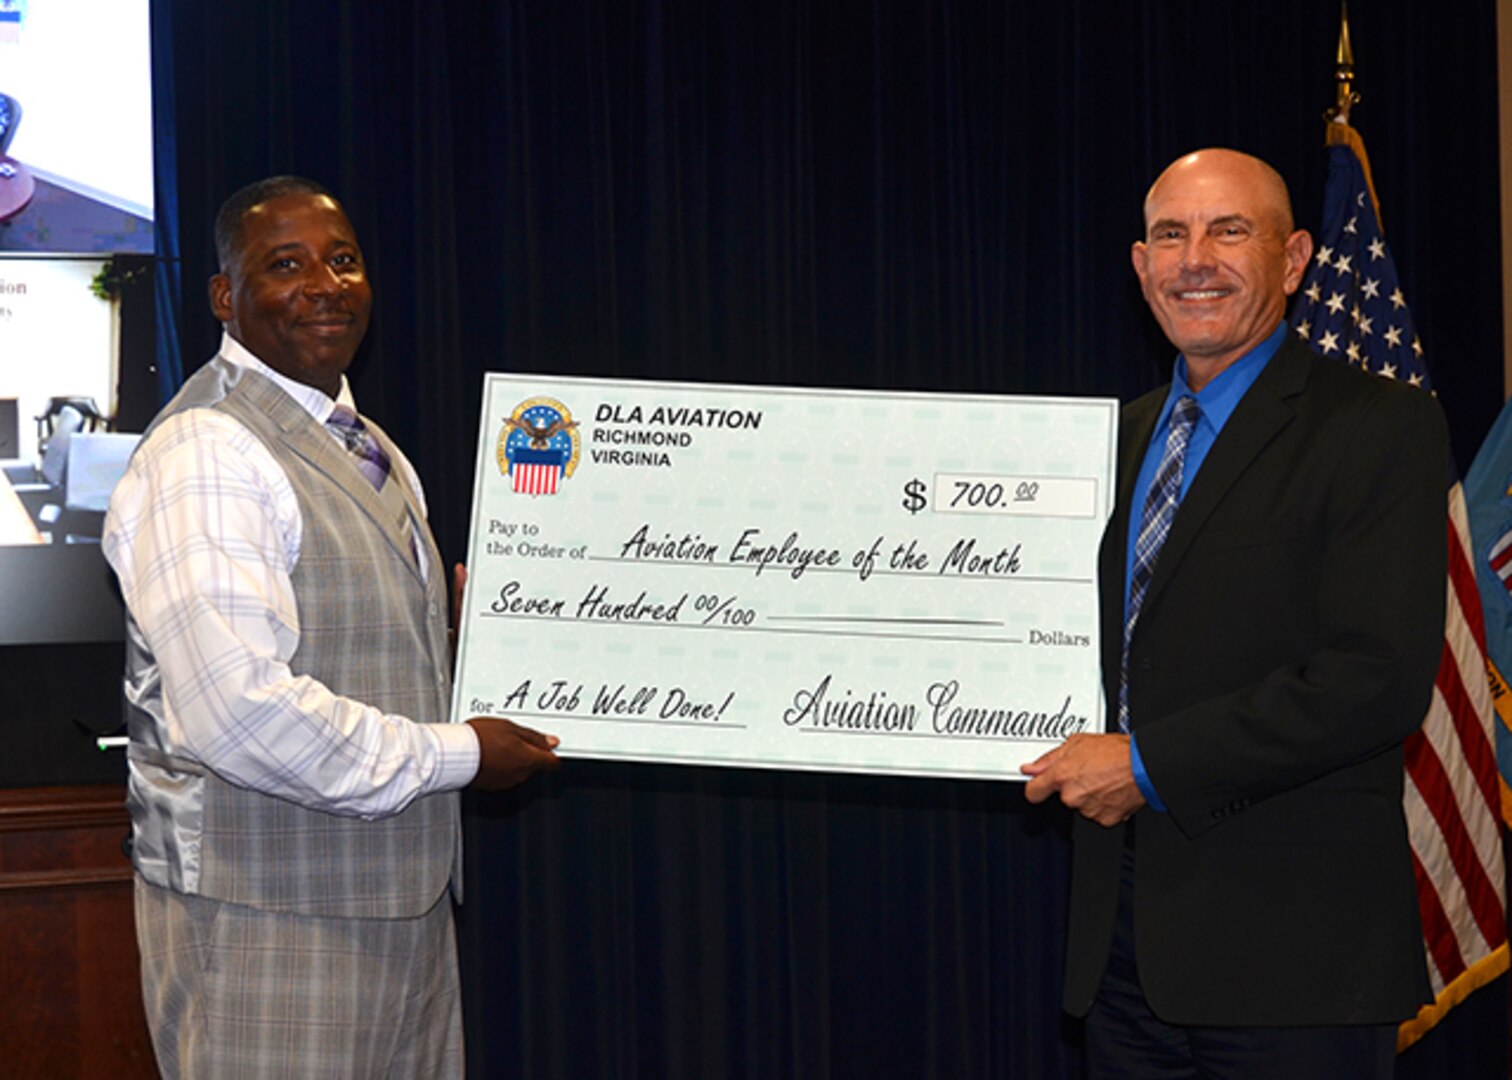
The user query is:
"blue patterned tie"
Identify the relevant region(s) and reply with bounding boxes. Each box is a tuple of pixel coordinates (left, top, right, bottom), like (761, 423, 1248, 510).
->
(1119, 395, 1200, 733)
(325, 405, 392, 492)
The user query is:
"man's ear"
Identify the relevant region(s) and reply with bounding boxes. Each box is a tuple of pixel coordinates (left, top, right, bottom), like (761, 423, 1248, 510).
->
(209, 273, 233, 324)
(1281, 229, 1314, 295)
(1130, 241, 1152, 299)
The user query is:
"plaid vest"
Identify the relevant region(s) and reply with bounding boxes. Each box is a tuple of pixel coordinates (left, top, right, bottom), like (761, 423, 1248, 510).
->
(124, 356, 460, 918)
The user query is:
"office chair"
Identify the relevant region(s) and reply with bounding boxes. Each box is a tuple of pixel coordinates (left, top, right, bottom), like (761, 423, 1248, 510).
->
(0, 94, 17, 155)
(36, 397, 106, 451)
(39, 405, 87, 487)
(0, 93, 33, 224)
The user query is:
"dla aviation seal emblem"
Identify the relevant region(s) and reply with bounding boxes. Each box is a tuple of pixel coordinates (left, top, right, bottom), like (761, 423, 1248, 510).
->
(498, 397, 581, 495)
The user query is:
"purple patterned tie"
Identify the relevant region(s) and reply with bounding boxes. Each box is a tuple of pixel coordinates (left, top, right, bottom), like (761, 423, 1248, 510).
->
(1119, 395, 1200, 733)
(325, 405, 392, 492)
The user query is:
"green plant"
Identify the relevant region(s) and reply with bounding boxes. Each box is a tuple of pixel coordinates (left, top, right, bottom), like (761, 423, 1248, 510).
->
(89, 257, 149, 300)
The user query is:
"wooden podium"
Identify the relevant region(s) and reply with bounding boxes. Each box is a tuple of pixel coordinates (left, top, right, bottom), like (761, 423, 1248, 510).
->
(0, 785, 156, 1076)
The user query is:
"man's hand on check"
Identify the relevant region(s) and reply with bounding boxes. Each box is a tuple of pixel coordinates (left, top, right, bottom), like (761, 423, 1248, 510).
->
(466, 717, 562, 790)
(1021, 733, 1145, 827)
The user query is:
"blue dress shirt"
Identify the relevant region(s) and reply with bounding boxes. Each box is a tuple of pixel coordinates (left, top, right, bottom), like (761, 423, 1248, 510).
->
(1125, 323, 1287, 810)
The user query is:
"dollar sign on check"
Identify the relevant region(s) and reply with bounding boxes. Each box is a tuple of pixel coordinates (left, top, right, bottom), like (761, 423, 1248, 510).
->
(901, 478, 927, 515)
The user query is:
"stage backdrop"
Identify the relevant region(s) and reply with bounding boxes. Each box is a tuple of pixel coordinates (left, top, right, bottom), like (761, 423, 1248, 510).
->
(149, 1, 1504, 1076)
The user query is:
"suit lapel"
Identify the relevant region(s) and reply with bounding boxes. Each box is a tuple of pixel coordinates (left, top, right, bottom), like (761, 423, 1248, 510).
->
(1106, 390, 1161, 589)
(1101, 391, 1162, 675)
(240, 373, 425, 585)
(363, 417, 446, 589)
(1117, 394, 1162, 526)
(1135, 340, 1311, 624)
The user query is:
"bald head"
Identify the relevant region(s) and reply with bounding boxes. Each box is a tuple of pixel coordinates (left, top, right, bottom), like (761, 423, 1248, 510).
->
(1131, 148, 1313, 388)
(1144, 149, 1296, 239)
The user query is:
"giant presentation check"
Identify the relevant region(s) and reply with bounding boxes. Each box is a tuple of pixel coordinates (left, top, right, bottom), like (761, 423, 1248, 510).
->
(452, 375, 1117, 781)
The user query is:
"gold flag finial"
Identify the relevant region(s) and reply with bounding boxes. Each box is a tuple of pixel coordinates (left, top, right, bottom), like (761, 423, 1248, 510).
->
(1321, 1, 1381, 225)
(1326, 1, 1360, 123)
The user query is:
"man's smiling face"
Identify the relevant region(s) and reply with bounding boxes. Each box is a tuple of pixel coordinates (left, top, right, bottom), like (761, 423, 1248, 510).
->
(209, 192, 373, 398)
(1131, 150, 1312, 389)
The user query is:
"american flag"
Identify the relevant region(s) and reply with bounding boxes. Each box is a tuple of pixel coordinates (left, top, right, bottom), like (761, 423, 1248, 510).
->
(1289, 121, 1508, 1049)
(512, 461, 561, 496)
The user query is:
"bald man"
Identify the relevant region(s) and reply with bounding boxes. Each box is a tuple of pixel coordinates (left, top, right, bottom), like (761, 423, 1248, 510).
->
(1024, 150, 1443, 1076)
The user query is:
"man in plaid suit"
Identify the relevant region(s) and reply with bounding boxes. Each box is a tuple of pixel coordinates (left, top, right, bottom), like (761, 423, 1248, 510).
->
(105, 176, 559, 1078)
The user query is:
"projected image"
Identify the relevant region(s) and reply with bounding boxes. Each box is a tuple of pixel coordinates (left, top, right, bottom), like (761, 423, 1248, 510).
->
(0, 0, 154, 254)
(0, 256, 141, 645)
(0, 258, 137, 547)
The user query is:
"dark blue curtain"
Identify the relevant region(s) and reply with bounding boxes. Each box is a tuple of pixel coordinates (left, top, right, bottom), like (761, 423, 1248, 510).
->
(151, 1, 1507, 1076)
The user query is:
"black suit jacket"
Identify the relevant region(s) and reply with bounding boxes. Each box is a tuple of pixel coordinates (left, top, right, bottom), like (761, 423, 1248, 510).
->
(1064, 336, 1444, 1025)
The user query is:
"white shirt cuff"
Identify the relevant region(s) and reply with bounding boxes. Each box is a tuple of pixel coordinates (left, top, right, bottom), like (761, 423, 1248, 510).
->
(430, 720, 483, 791)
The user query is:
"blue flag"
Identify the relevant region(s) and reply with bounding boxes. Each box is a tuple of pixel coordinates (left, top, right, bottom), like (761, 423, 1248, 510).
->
(1463, 401, 1512, 824)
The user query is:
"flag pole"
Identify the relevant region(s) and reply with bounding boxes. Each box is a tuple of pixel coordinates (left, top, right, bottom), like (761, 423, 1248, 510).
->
(1325, 1, 1359, 125)
(1322, 3, 1380, 223)
(1499, 0, 1512, 400)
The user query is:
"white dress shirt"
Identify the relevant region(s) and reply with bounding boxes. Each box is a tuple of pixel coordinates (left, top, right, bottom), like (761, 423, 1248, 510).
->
(104, 333, 479, 819)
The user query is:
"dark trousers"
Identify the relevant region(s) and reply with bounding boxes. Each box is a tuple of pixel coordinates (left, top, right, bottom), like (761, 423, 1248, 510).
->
(1084, 847, 1397, 1080)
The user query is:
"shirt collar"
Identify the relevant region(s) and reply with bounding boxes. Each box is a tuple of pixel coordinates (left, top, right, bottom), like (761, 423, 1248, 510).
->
(1158, 322, 1287, 434)
(218, 330, 358, 423)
